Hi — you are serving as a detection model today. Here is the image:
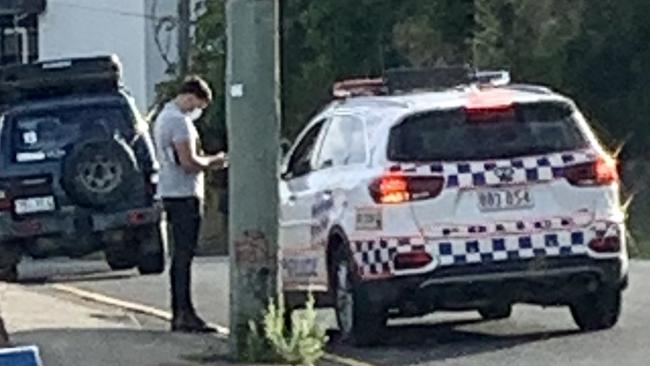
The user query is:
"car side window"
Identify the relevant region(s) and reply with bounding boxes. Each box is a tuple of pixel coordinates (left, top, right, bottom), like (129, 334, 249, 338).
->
(316, 115, 367, 169)
(285, 119, 326, 179)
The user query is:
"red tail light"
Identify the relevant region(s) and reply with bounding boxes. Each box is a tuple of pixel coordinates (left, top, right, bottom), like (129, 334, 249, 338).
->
(464, 89, 515, 122)
(589, 236, 621, 253)
(394, 251, 433, 270)
(128, 210, 146, 225)
(0, 190, 11, 211)
(145, 173, 159, 196)
(564, 156, 619, 186)
(464, 105, 515, 123)
(369, 175, 444, 204)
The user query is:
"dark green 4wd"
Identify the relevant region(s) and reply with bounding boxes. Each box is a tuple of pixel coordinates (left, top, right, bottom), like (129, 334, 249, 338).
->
(0, 55, 165, 281)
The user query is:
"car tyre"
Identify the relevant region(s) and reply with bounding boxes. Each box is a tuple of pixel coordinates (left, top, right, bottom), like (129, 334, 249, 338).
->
(104, 244, 137, 271)
(570, 286, 622, 331)
(479, 304, 512, 320)
(0, 242, 21, 282)
(332, 248, 386, 347)
(0, 264, 18, 283)
(136, 225, 165, 275)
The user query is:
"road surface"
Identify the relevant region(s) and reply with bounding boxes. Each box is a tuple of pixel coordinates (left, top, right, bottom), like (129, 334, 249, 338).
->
(16, 257, 650, 366)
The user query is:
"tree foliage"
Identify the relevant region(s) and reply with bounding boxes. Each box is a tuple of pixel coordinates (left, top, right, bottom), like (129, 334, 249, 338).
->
(184, 0, 650, 158)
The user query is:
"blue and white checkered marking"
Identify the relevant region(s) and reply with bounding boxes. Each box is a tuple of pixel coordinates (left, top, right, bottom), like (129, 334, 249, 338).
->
(432, 231, 587, 266)
(425, 216, 575, 238)
(396, 150, 597, 189)
(351, 225, 614, 277)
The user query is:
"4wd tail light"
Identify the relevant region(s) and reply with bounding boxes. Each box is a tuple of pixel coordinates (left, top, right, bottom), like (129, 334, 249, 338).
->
(369, 174, 444, 204)
(564, 156, 618, 186)
(0, 190, 10, 211)
(145, 172, 159, 196)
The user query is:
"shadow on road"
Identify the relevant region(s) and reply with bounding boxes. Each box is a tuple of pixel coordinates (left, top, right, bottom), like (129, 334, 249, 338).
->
(327, 318, 581, 366)
(12, 328, 222, 366)
(12, 328, 345, 366)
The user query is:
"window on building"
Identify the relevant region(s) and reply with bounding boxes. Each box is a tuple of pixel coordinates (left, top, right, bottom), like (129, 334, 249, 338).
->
(0, 14, 38, 65)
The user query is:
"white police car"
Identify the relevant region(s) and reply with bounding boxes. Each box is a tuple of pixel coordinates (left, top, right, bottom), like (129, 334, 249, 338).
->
(279, 68, 628, 346)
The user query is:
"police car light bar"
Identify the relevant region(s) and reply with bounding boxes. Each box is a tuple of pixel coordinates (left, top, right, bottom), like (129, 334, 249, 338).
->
(385, 66, 471, 93)
(331, 67, 512, 98)
(332, 78, 387, 98)
(470, 70, 511, 87)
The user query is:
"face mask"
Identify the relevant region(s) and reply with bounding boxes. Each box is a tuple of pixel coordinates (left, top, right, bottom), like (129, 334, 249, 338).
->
(188, 108, 204, 121)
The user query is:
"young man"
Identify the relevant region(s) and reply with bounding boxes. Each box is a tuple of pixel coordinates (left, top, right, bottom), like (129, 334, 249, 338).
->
(153, 76, 226, 332)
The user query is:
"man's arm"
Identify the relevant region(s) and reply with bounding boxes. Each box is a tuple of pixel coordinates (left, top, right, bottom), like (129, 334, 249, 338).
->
(173, 139, 225, 174)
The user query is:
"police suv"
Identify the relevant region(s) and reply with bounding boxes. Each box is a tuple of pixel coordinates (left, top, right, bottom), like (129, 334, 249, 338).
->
(279, 68, 628, 346)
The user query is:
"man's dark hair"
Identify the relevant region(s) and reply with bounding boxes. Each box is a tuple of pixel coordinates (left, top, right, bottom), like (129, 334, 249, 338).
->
(179, 75, 213, 103)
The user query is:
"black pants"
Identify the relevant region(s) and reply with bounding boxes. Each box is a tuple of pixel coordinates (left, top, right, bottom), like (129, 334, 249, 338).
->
(163, 197, 202, 319)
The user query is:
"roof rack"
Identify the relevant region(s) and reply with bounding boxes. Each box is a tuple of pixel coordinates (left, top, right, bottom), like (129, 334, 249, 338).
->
(332, 67, 511, 98)
(0, 54, 123, 106)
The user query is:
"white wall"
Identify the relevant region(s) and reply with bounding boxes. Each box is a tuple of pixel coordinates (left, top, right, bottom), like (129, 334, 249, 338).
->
(144, 0, 178, 112)
(38, 0, 149, 112)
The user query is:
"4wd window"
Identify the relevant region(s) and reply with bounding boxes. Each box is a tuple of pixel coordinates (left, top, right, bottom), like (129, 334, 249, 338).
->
(388, 102, 589, 162)
(9, 104, 132, 163)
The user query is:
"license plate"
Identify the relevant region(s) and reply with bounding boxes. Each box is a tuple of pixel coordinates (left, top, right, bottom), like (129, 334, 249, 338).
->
(14, 196, 56, 215)
(478, 187, 533, 212)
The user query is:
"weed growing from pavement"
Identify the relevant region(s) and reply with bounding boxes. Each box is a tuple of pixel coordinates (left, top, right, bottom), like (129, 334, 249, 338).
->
(245, 293, 328, 365)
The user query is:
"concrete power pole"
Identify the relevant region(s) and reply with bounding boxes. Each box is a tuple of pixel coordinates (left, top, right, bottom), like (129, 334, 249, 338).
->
(177, 0, 191, 76)
(225, 0, 281, 359)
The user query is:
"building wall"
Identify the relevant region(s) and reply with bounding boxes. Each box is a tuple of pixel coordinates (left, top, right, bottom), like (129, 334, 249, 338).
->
(38, 0, 150, 112)
(144, 0, 178, 113)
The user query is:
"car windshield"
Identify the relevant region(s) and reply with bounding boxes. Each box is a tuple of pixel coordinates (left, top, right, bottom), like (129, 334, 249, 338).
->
(9, 103, 131, 160)
(388, 102, 589, 161)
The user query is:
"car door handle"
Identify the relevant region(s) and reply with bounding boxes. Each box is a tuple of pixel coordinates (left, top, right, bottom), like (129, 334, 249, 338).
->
(322, 190, 333, 199)
(287, 195, 297, 204)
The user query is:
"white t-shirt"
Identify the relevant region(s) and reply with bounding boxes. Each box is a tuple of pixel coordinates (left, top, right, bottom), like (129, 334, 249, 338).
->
(152, 102, 204, 199)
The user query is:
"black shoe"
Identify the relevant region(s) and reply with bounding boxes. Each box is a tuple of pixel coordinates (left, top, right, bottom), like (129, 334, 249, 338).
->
(171, 315, 217, 333)
(171, 322, 217, 333)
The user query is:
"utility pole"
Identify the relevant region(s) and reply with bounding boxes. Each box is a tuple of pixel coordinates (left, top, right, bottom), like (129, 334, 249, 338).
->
(177, 0, 191, 76)
(225, 0, 281, 359)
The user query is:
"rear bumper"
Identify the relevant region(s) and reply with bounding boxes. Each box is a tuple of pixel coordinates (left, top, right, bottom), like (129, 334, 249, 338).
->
(363, 256, 626, 314)
(0, 203, 162, 241)
(351, 220, 626, 279)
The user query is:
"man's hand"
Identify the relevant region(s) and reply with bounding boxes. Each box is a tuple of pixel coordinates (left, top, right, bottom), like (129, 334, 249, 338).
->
(209, 152, 228, 170)
(174, 140, 225, 173)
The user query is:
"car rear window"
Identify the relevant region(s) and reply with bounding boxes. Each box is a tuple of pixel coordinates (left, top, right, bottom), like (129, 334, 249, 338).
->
(9, 104, 132, 162)
(388, 102, 590, 161)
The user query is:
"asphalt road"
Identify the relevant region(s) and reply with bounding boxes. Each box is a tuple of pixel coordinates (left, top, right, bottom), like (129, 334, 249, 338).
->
(17, 257, 650, 366)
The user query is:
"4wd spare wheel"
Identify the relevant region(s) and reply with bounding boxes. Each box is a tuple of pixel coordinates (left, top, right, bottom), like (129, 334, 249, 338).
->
(63, 137, 140, 207)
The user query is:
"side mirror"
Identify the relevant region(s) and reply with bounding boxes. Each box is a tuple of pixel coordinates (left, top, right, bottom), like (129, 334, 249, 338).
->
(320, 159, 333, 170)
(280, 138, 291, 158)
